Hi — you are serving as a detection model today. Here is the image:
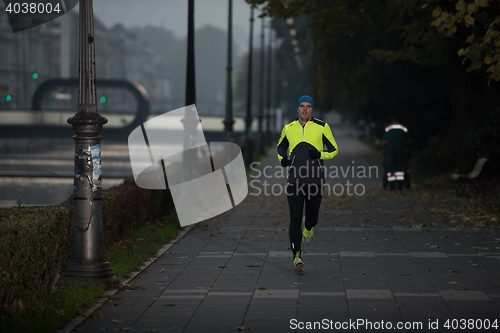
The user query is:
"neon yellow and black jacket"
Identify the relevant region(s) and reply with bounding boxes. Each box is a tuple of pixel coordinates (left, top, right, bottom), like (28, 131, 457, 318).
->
(277, 117, 338, 184)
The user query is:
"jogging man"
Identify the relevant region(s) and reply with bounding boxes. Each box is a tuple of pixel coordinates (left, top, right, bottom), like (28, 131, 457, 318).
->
(277, 95, 338, 273)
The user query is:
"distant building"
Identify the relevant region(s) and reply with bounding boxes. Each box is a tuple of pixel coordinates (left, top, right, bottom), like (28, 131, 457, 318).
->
(0, 7, 171, 114)
(0, 3, 61, 109)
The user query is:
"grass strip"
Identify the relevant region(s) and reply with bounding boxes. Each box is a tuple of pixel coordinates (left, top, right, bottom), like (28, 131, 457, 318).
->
(1, 217, 183, 333)
(105, 217, 182, 280)
(1, 282, 106, 333)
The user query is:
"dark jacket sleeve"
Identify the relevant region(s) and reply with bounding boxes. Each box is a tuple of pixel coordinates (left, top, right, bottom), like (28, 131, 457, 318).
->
(277, 127, 289, 163)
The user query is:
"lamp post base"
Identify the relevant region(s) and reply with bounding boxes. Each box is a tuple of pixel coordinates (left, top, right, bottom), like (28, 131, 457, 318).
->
(62, 262, 119, 288)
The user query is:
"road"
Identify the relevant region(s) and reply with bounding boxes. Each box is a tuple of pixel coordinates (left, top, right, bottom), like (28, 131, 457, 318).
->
(0, 137, 130, 207)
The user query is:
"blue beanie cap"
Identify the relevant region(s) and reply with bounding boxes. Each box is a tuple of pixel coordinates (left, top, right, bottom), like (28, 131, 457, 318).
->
(297, 95, 314, 112)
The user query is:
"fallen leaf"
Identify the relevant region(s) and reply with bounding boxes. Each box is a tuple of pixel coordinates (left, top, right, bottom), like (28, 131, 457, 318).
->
(90, 311, 105, 318)
(235, 326, 252, 330)
(112, 319, 124, 323)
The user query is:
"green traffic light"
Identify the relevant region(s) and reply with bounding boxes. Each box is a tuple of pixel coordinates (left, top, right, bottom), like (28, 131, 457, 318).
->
(6, 95, 12, 101)
(100, 96, 106, 103)
(32, 73, 38, 79)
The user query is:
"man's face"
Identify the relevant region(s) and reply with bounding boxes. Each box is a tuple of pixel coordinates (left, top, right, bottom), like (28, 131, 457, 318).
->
(298, 102, 313, 120)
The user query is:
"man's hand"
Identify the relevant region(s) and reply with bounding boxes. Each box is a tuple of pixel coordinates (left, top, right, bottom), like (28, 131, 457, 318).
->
(308, 149, 321, 159)
(281, 158, 291, 167)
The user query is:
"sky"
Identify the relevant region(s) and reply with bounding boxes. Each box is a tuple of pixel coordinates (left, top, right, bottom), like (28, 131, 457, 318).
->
(91, 0, 265, 55)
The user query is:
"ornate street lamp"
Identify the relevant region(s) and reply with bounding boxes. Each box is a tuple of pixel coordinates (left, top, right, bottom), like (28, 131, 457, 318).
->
(63, 0, 118, 287)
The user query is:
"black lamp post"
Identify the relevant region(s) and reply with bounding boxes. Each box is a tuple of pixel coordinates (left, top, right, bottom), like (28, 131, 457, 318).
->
(257, 17, 265, 154)
(223, 0, 234, 143)
(63, 0, 118, 287)
(182, 0, 199, 190)
(265, 22, 273, 146)
(186, 0, 196, 107)
(244, 6, 255, 165)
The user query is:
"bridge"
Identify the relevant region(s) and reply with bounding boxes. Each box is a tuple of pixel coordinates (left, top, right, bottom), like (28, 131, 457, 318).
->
(0, 79, 262, 208)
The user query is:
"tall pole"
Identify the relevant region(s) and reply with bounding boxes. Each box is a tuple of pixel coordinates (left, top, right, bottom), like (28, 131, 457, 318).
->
(186, 0, 196, 107)
(244, 6, 255, 165)
(257, 17, 265, 154)
(182, 0, 199, 195)
(64, 0, 117, 287)
(265, 22, 273, 145)
(224, 0, 234, 142)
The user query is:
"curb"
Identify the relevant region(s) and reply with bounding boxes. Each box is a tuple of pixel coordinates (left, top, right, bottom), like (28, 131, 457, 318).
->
(57, 224, 195, 333)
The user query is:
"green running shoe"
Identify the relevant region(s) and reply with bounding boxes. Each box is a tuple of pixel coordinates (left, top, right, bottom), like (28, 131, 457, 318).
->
(293, 251, 305, 273)
(302, 216, 313, 244)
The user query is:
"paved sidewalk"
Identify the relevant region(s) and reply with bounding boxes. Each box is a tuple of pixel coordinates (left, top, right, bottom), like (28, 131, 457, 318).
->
(69, 130, 500, 333)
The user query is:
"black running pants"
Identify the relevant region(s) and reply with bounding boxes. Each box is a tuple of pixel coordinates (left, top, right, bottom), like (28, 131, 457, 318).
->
(286, 183, 323, 254)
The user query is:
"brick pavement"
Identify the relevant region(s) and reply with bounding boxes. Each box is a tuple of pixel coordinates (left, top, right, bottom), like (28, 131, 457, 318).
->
(64, 130, 500, 333)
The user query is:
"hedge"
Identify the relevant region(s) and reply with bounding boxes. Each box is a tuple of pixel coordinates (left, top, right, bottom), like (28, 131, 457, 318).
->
(0, 179, 174, 317)
(0, 205, 75, 313)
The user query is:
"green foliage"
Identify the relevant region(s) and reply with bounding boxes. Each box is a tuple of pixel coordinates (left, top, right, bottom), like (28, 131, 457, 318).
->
(105, 217, 181, 280)
(1, 282, 105, 333)
(0, 205, 75, 315)
(249, 0, 500, 174)
(431, 0, 500, 80)
(102, 179, 173, 247)
(464, 106, 500, 166)
(0, 180, 176, 322)
(411, 131, 457, 175)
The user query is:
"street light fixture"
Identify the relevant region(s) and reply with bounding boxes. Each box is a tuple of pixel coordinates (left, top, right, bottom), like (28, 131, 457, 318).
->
(244, 5, 255, 166)
(257, 16, 265, 154)
(63, 0, 118, 287)
(265, 21, 273, 145)
(223, 0, 234, 143)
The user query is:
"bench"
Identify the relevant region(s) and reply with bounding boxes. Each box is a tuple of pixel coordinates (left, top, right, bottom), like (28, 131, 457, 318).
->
(451, 157, 488, 181)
